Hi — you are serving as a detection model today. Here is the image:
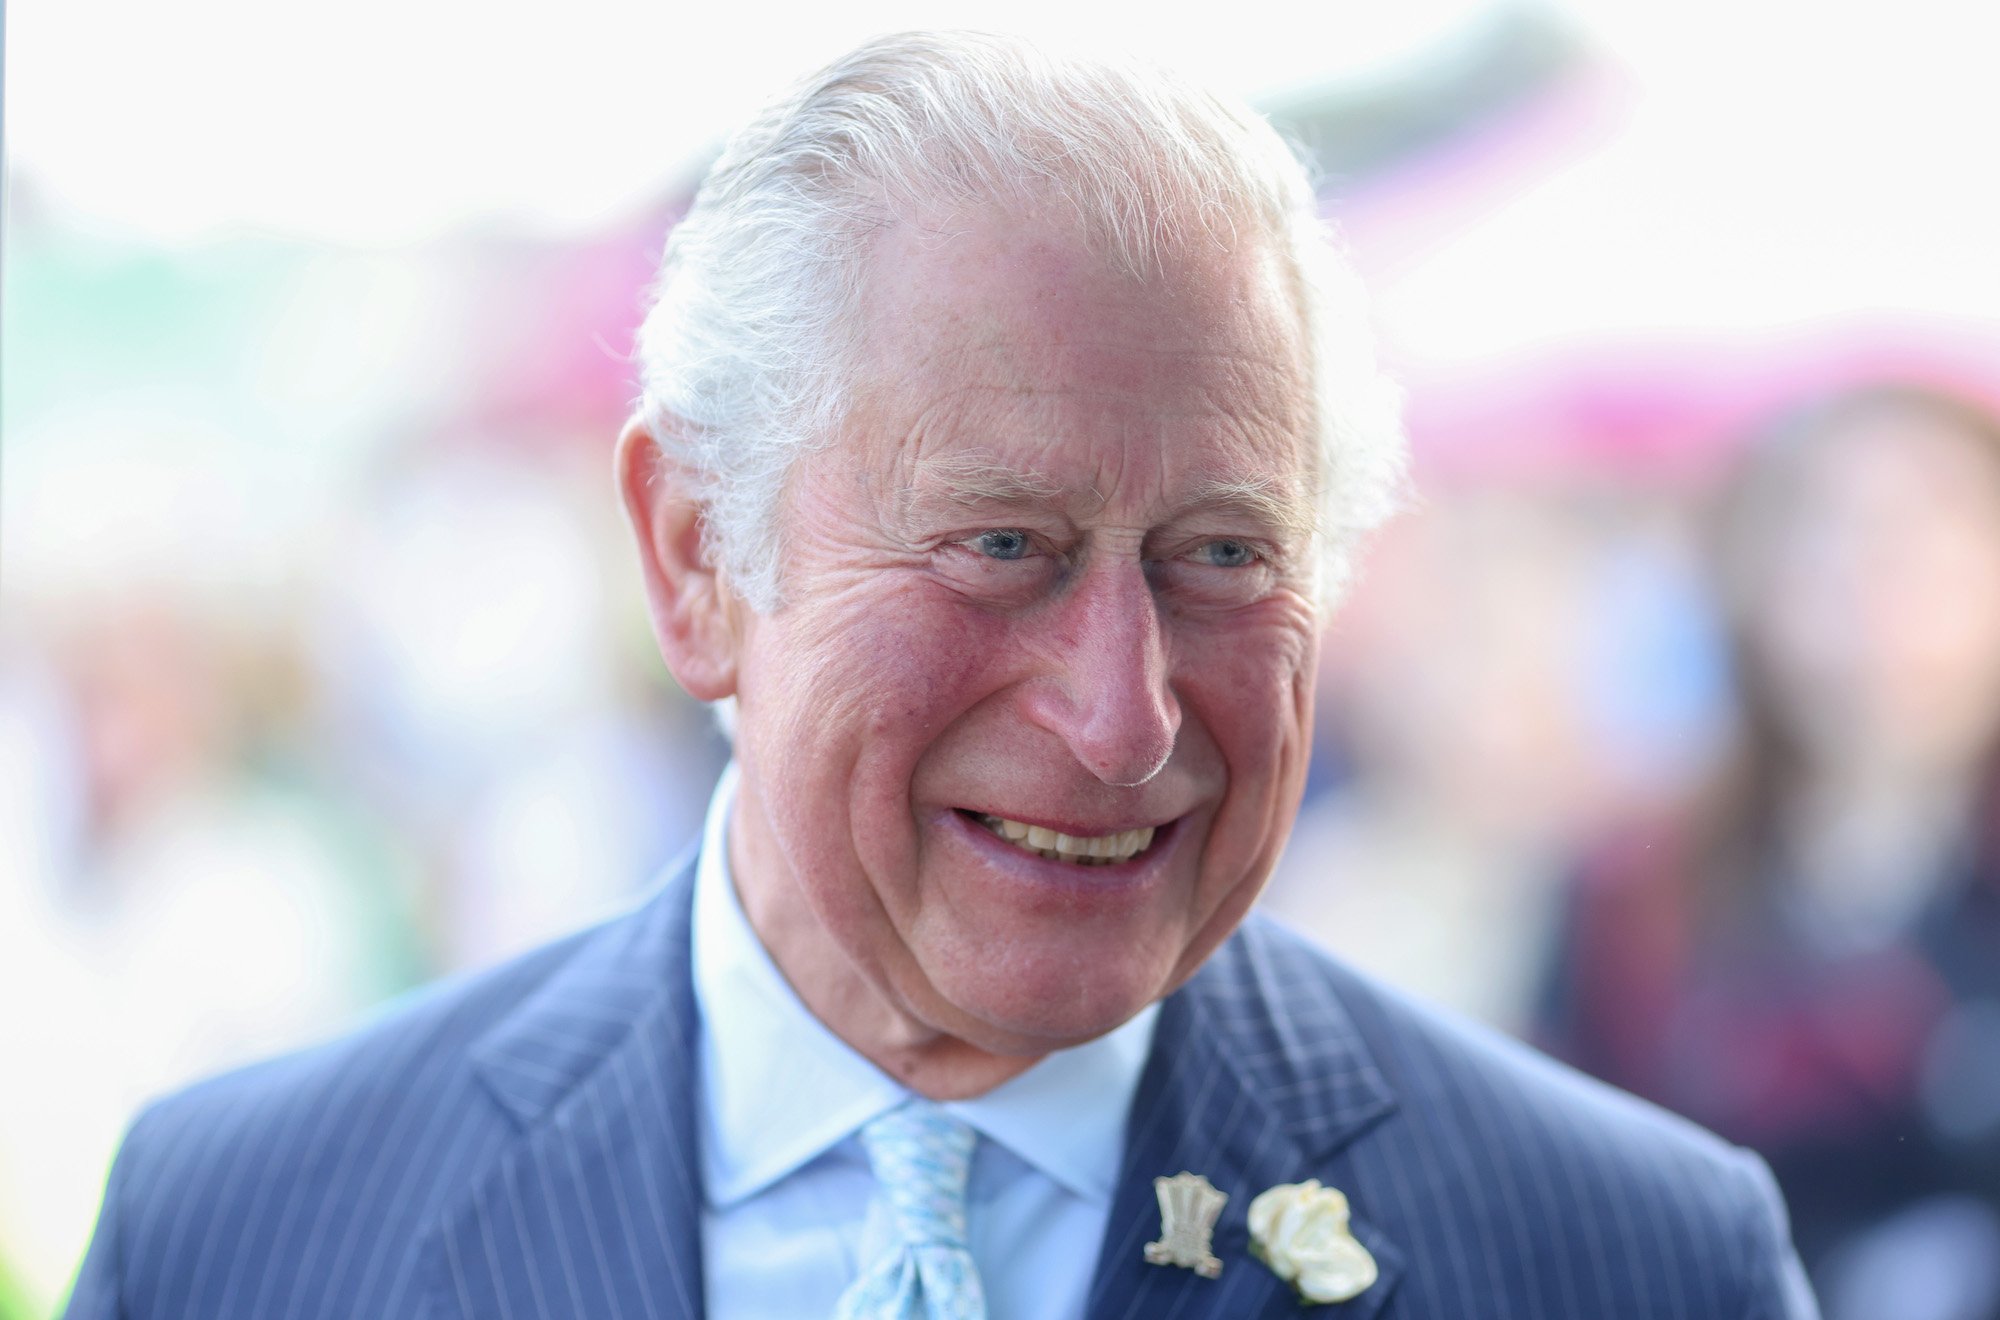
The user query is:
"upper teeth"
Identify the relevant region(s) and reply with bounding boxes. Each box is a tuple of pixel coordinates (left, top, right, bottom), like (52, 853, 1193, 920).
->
(977, 815, 1155, 865)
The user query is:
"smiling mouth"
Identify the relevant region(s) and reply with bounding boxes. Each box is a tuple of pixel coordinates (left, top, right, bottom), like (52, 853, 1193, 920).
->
(964, 811, 1157, 866)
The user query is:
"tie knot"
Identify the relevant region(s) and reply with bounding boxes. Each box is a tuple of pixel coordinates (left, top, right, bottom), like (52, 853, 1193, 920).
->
(861, 1100, 977, 1249)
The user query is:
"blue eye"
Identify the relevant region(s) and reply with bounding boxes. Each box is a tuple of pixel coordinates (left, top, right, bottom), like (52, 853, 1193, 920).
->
(1196, 539, 1257, 568)
(971, 529, 1032, 560)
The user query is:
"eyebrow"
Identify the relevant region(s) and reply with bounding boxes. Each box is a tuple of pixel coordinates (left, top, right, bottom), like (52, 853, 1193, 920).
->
(914, 452, 1071, 506)
(1177, 477, 1317, 540)
(905, 453, 1317, 539)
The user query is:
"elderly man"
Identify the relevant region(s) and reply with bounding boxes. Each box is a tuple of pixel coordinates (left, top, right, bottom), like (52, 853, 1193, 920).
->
(66, 31, 1816, 1320)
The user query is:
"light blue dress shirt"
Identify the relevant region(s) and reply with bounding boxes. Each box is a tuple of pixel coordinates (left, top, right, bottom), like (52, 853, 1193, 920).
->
(691, 765, 1161, 1319)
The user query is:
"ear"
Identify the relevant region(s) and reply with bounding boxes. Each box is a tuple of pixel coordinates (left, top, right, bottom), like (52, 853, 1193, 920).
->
(615, 417, 740, 702)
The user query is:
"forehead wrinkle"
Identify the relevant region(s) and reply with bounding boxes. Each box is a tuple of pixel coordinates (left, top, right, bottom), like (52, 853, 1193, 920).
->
(905, 342, 1301, 405)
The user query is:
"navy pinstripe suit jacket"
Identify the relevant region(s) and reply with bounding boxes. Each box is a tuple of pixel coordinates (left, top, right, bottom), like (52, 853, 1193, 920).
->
(66, 853, 1819, 1318)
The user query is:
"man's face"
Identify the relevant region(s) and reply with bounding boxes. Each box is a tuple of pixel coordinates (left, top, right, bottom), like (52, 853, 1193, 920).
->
(727, 203, 1322, 1057)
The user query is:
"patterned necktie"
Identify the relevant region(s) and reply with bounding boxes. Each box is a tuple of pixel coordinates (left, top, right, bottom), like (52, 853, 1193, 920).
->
(832, 1099, 988, 1320)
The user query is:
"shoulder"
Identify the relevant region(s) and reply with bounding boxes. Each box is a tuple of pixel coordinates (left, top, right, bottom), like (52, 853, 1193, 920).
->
(119, 848, 698, 1166)
(119, 913, 594, 1166)
(82, 866, 696, 1318)
(104, 926, 578, 1251)
(1217, 913, 1734, 1161)
(1202, 915, 1817, 1318)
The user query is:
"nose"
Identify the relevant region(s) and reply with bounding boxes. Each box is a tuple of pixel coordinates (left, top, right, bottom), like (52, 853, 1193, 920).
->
(1021, 560, 1181, 787)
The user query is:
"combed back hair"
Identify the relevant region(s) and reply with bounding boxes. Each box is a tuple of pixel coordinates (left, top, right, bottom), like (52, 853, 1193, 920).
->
(632, 29, 1406, 609)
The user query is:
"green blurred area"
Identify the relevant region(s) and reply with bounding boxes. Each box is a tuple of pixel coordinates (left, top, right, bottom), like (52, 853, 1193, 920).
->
(0, 1246, 39, 1320)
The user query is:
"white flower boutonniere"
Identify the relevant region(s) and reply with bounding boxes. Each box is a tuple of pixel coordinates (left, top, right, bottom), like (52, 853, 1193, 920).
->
(1248, 1179, 1378, 1305)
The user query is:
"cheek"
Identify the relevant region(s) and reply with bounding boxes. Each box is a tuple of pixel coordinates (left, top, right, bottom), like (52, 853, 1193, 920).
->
(750, 582, 1031, 826)
(1179, 607, 1318, 751)
(1154, 611, 1318, 982)
(841, 588, 1023, 743)
(1178, 610, 1319, 864)
(757, 583, 957, 718)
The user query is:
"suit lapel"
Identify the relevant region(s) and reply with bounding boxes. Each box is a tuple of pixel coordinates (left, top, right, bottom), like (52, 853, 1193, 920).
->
(409, 867, 1404, 1320)
(420, 856, 707, 1320)
(1086, 921, 1407, 1320)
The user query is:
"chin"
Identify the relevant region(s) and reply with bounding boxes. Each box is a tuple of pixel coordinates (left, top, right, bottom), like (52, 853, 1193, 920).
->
(916, 942, 1174, 1051)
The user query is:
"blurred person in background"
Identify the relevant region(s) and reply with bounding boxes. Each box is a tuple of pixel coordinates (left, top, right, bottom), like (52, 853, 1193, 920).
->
(1536, 384, 2000, 1320)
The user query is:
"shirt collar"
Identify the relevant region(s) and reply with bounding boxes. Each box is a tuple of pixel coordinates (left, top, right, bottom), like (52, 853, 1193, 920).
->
(690, 763, 1160, 1209)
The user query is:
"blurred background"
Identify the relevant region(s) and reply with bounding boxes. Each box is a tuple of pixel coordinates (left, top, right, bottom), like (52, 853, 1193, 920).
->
(7, 1, 2000, 1315)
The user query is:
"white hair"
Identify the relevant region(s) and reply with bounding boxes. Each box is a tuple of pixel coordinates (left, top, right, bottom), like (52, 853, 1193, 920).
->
(632, 29, 1406, 610)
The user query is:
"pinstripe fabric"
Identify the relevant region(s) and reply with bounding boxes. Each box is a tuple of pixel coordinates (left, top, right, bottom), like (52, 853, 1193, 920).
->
(65, 848, 709, 1320)
(1085, 917, 1819, 1319)
(65, 849, 1817, 1320)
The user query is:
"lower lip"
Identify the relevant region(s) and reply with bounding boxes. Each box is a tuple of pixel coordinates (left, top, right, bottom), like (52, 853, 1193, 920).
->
(937, 809, 1179, 897)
